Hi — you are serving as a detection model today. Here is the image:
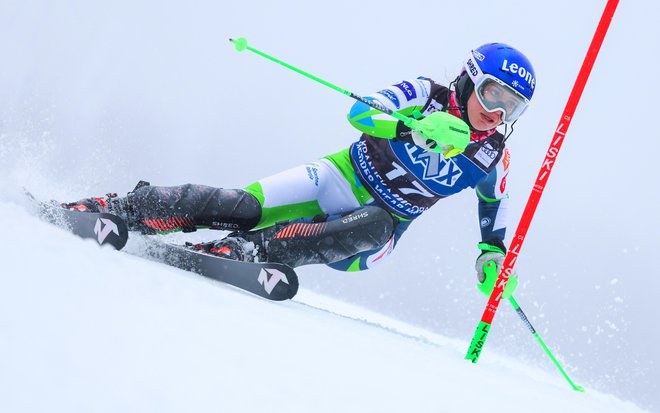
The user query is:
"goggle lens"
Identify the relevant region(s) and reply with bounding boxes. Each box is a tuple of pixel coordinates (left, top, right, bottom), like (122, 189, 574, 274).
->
(475, 76, 529, 123)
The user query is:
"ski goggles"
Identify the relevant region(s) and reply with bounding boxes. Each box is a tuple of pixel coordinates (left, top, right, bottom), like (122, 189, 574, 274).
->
(474, 75, 529, 124)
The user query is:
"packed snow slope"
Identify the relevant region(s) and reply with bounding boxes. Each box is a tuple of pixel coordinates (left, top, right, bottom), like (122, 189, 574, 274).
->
(0, 201, 647, 413)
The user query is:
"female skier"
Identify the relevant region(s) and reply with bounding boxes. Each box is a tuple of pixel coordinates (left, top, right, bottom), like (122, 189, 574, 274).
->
(65, 43, 536, 296)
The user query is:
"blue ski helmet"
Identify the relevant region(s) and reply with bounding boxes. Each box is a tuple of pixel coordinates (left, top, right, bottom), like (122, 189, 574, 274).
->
(455, 43, 536, 127)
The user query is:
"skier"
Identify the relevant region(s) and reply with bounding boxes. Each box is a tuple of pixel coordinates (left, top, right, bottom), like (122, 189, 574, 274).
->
(65, 43, 535, 297)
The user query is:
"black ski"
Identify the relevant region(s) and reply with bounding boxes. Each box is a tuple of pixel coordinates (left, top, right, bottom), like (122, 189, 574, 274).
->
(24, 190, 298, 300)
(27, 192, 129, 250)
(137, 238, 299, 301)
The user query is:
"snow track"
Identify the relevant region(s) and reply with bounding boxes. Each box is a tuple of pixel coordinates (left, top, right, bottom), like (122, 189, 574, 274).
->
(0, 201, 648, 413)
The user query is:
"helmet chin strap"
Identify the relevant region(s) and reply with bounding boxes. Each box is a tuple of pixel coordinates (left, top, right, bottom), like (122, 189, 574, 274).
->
(503, 120, 516, 142)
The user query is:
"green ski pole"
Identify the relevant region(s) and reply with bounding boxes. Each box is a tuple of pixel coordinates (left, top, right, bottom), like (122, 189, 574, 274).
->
(509, 295, 585, 392)
(229, 37, 467, 157)
(479, 261, 584, 391)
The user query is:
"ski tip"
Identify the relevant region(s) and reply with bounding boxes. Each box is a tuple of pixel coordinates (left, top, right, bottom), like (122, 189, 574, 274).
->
(262, 265, 298, 301)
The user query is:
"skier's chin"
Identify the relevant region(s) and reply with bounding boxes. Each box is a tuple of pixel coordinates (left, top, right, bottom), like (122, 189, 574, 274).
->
(470, 113, 500, 131)
(469, 120, 493, 132)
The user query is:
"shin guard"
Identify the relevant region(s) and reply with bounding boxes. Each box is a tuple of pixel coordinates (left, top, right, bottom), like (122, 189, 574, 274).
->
(126, 183, 262, 233)
(254, 206, 394, 268)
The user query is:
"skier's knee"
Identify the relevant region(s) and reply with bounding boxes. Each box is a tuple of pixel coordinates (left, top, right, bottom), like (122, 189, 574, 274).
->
(323, 207, 396, 272)
(201, 186, 262, 230)
(340, 206, 394, 251)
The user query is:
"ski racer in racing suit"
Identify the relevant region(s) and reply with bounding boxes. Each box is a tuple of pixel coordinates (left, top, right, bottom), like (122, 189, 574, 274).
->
(65, 43, 536, 297)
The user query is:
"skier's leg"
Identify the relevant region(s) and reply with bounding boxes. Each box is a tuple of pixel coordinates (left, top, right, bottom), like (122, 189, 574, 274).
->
(66, 157, 354, 234)
(204, 205, 395, 267)
(126, 183, 261, 232)
(270, 206, 395, 268)
(64, 181, 263, 233)
(140, 158, 359, 234)
(64, 154, 366, 234)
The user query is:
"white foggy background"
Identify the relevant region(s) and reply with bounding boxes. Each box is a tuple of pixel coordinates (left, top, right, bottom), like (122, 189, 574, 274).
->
(0, 0, 656, 411)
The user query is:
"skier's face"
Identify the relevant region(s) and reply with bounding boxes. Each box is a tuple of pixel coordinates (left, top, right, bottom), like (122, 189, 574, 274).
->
(467, 90, 503, 131)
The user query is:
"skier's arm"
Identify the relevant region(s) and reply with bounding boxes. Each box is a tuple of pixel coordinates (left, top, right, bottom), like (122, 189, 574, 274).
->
(475, 148, 511, 243)
(474, 148, 518, 298)
(347, 78, 430, 139)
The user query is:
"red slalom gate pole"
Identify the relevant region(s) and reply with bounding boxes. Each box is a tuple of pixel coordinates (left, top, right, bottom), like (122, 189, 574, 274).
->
(465, 0, 620, 363)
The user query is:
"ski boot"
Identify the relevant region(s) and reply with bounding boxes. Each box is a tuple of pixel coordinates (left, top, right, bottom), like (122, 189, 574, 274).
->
(187, 235, 266, 263)
(60, 181, 152, 233)
(61, 191, 138, 229)
(63, 193, 122, 213)
(62, 181, 153, 217)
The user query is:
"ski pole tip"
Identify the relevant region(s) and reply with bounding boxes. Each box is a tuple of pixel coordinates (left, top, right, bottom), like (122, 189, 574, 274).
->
(574, 385, 586, 393)
(229, 37, 248, 52)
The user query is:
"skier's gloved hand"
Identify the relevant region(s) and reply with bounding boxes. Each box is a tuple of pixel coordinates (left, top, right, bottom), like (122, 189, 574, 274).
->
(475, 238, 518, 299)
(410, 111, 470, 157)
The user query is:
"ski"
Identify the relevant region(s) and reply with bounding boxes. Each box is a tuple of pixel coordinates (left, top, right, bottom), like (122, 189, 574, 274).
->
(24, 190, 299, 300)
(26, 192, 129, 250)
(136, 238, 299, 301)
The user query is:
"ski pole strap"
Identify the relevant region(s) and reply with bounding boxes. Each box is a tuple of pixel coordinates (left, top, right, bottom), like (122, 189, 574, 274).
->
(477, 241, 505, 255)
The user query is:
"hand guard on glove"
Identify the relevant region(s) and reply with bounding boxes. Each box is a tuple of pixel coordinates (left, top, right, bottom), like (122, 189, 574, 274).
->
(475, 238, 518, 299)
(409, 111, 470, 157)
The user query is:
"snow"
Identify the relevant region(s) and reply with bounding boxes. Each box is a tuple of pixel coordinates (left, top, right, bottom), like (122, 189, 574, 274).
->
(0, 3, 657, 409)
(0, 200, 649, 413)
